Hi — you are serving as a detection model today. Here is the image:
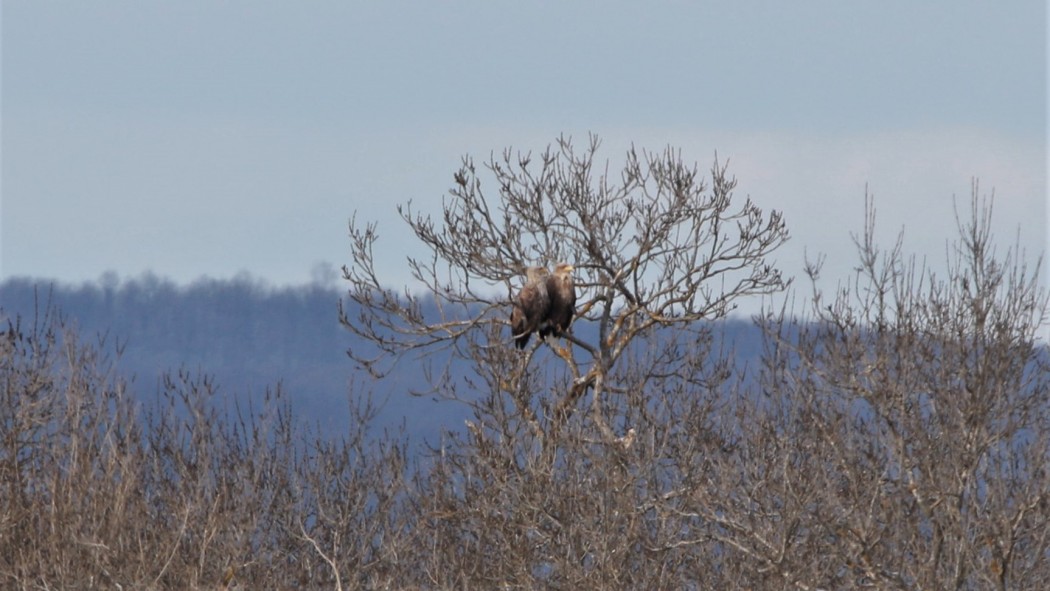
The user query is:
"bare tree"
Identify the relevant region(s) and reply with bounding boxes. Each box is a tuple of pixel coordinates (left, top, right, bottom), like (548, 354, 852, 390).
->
(339, 134, 790, 587)
(340, 134, 789, 444)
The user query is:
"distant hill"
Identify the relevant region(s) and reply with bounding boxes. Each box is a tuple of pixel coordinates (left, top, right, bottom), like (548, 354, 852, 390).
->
(0, 273, 768, 445)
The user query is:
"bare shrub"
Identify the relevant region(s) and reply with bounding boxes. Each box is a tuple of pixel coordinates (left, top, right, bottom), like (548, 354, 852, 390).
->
(0, 306, 411, 590)
(662, 190, 1050, 588)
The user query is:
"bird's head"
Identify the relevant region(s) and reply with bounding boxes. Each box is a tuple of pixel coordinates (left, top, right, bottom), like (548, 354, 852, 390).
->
(555, 262, 575, 275)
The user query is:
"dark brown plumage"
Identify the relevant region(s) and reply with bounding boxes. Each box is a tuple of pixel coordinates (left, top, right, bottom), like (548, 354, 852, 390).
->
(540, 262, 576, 340)
(510, 266, 551, 349)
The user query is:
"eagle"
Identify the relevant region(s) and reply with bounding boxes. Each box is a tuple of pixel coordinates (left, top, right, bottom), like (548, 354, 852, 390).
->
(510, 266, 551, 349)
(539, 262, 576, 340)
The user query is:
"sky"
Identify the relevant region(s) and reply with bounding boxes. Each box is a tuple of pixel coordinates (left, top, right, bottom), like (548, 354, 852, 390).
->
(2, 2, 1047, 321)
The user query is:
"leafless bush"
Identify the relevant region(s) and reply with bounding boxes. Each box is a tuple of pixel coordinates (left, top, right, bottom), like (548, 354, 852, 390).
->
(0, 306, 412, 590)
(654, 189, 1049, 589)
(745, 190, 1050, 588)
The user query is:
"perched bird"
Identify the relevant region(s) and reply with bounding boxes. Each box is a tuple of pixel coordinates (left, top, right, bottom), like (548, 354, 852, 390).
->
(510, 266, 551, 349)
(616, 428, 636, 450)
(539, 262, 576, 340)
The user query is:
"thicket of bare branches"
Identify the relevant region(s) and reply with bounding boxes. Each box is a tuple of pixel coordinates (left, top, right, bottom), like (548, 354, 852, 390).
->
(2, 135, 1047, 589)
(0, 307, 409, 590)
(739, 193, 1050, 587)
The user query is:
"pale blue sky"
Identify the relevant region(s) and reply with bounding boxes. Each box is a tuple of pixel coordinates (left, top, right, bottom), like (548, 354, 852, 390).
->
(2, 2, 1047, 314)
